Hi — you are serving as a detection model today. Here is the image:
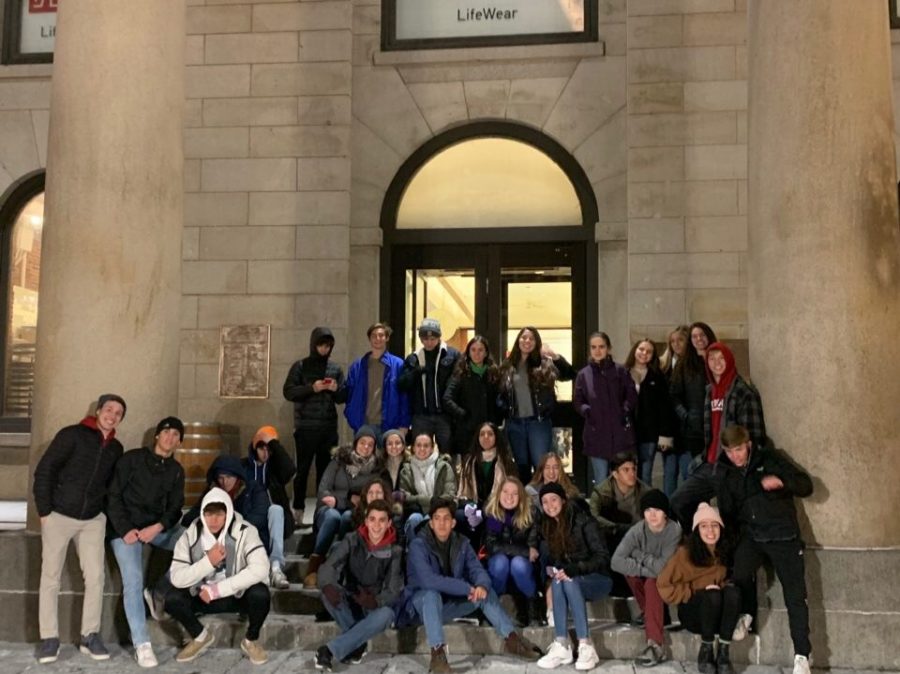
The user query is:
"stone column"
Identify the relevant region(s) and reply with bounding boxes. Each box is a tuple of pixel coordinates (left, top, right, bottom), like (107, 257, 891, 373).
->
(748, 0, 900, 547)
(27, 1, 185, 527)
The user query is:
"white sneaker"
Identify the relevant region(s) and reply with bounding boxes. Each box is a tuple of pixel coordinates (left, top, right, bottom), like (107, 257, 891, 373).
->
(732, 613, 753, 641)
(270, 565, 290, 589)
(575, 642, 600, 671)
(537, 640, 574, 669)
(135, 642, 158, 668)
(793, 654, 811, 674)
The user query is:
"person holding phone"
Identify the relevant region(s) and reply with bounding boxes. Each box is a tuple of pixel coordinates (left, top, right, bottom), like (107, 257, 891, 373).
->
(283, 327, 344, 527)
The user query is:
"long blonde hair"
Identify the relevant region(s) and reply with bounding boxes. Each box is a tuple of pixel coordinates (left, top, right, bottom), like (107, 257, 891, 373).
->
(484, 477, 533, 530)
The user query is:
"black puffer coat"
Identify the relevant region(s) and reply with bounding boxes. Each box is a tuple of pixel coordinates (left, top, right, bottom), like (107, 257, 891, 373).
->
(634, 368, 677, 443)
(398, 342, 460, 417)
(718, 442, 813, 543)
(443, 366, 502, 454)
(669, 365, 707, 456)
(544, 506, 611, 578)
(33, 418, 124, 520)
(106, 446, 184, 537)
(283, 327, 344, 430)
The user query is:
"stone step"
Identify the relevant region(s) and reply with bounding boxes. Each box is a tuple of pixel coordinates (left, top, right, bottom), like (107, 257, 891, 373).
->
(147, 614, 761, 663)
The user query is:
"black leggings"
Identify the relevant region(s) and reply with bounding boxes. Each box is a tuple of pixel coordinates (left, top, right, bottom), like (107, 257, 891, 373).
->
(293, 428, 338, 509)
(165, 582, 271, 641)
(678, 586, 741, 642)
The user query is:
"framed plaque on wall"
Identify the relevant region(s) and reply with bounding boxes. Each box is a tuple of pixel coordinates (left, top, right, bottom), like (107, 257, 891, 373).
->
(218, 325, 271, 399)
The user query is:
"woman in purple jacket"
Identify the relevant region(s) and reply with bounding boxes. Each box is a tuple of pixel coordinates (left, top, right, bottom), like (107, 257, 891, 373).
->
(574, 332, 638, 485)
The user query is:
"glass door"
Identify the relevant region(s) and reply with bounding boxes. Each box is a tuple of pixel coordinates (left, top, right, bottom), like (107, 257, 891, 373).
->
(389, 242, 589, 486)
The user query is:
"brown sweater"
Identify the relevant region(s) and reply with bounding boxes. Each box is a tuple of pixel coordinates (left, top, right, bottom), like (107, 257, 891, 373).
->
(656, 545, 727, 604)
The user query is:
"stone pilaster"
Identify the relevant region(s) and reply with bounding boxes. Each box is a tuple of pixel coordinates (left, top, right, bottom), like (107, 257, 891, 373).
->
(748, 0, 900, 547)
(27, 0, 185, 527)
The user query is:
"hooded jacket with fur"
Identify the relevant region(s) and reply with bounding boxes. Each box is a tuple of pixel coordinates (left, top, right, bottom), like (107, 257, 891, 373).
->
(170, 487, 269, 598)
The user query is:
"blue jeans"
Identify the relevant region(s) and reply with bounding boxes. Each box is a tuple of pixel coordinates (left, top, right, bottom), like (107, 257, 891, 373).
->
(267, 504, 285, 566)
(506, 417, 553, 479)
(487, 554, 537, 598)
(637, 442, 656, 486)
(110, 526, 183, 646)
(404, 513, 427, 543)
(412, 588, 515, 648)
(589, 456, 609, 485)
(322, 593, 394, 661)
(663, 451, 692, 497)
(551, 573, 612, 640)
(314, 507, 353, 555)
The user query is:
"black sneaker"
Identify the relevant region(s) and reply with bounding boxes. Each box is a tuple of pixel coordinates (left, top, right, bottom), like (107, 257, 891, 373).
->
(342, 642, 367, 665)
(79, 632, 110, 661)
(315, 645, 334, 671)
(37, 637, 59, 664)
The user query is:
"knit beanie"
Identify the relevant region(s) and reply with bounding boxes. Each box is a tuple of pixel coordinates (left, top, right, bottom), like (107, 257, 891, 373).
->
(640, 489, 670, 516)
(539, 482, 568, 503)
(418, 317, 442, 338)
(252, 425, 279, 446)
(155, 416, 185, 441)
(355, 425, 379, 447)
(382, 428, 406, 447)
(692, 502, 724, 530)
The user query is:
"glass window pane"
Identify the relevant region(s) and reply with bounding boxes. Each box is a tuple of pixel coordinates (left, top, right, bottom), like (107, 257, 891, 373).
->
(502, 267, 573, 401)
(397, 138, 582, 229)
(404, 268, 475, 355)
(4, 192, 42, 417)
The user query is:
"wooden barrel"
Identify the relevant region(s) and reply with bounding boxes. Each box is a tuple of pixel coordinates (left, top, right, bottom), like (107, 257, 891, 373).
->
(176, 422, 224, 506)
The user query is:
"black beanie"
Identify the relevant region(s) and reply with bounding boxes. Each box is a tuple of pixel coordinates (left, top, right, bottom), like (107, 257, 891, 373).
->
(155, 416, 185, 442)
(640, 489, 670, 516)
(539, 482, 568, 503)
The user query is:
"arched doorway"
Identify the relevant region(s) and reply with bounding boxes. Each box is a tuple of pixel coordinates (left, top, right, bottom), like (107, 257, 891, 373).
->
(380, 122, 598, 485)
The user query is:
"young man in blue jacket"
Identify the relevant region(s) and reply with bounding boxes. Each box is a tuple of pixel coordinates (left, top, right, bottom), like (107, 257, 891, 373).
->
(406, 496, 541, 673)
(340, 322, 409, 438)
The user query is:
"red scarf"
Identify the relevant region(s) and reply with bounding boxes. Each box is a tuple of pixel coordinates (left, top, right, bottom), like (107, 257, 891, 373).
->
(357, 522, 397, 550)
(705, 342, 737, 463)
(80, 415, 116, 447)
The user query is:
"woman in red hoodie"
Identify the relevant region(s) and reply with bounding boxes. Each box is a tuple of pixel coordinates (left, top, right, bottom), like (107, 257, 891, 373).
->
(703, 343, 767, 461)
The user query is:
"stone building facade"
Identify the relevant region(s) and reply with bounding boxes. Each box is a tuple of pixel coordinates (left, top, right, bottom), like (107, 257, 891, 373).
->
(0, 1, 898, 667)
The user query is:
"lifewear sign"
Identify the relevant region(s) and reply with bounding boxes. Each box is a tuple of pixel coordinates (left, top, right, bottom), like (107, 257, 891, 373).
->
(393, 0, 586, 41)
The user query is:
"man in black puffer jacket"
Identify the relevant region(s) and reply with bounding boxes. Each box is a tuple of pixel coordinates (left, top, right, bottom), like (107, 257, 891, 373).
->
(717, 424, 813, 674)
(33, 393, 127, 664)
(283, 327, 344, 524)
(398, 318, 460, 454)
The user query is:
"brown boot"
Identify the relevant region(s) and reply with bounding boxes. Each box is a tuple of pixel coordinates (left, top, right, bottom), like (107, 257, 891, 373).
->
(429, 644, 452, 673)
(504, 631, 542, 661)
(303, 554, 323, 589)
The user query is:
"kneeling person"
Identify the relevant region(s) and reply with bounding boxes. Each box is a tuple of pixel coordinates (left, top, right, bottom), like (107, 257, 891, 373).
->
(407, 496, 542, 674)
(165, 488, 271, 666)
(315, 500, 402, 671)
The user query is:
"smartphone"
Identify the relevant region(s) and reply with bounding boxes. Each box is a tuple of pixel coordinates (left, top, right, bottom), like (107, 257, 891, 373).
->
(323, 378, 334, 384)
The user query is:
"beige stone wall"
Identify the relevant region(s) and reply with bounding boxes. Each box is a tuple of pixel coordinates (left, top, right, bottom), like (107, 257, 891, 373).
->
(350, 0, 628, 354)
(0, 64, 50, 199)
(626, 0, 749, 349)
(179, 0, 353, 447)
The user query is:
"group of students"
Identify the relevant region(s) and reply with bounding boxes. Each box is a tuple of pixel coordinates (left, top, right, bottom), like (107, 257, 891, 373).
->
(286, 318, 814, 674)
(31, 395, 299, 668)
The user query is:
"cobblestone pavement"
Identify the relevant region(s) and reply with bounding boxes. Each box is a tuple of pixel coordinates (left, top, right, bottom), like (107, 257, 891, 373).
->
(0, 643, 883, 674)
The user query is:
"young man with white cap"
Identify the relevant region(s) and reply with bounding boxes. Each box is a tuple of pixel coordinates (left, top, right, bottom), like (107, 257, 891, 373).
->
(33, 393, 126, 664)
(107, 415, 186, 667)
(164, 487, 271, 665)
